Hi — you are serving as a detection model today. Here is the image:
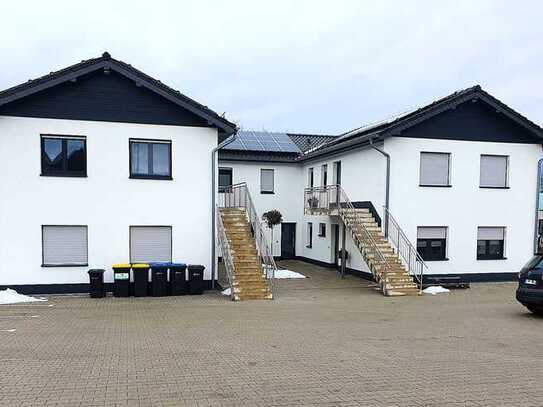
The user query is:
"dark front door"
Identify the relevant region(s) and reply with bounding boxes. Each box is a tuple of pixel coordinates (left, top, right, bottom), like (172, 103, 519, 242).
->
(333, 224, 340, 266)
(281, 223, 296, 259)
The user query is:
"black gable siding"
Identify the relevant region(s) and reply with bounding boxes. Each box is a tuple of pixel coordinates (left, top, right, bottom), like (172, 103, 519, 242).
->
(399, 100, 538, 144)
(0, 70, 210, 128)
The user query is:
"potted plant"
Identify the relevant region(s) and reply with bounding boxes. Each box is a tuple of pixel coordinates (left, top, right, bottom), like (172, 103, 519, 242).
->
(262, 209, 283, 255)
(307, 196, 319, 208)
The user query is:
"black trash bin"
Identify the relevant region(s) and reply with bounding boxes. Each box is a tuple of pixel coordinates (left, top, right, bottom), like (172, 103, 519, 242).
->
(112, 264, 131, 297)
(187, 265, 205, 295)
(169, 263, 187, 296)
(132, 263, 150, 297)
(150, 263, 169, 297)
(88, 269, 105, 298)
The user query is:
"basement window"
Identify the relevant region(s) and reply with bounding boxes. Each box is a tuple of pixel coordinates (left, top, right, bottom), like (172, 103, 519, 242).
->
(130, 139, 172, 180)
(477, 227, 506, 260)
(41, 135, 87, 177)
(480, 155, 508, 188)
(417, 226, 448, 261)
(42, 225, 88, 266)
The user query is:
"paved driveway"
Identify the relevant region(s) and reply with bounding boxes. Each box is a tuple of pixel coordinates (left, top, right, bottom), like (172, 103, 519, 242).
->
(0, 260, 541, 407)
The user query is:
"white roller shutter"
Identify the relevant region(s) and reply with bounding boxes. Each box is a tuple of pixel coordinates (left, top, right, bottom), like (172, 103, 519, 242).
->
(130, 226, 172, 263)
(417, 227, 447, 239)
(477, 227, 505, 240)
(42, 226, 88, 265)
(420, 152, 450, 186)
(480, 155, 508, 188)
(260, 169, 274, 192)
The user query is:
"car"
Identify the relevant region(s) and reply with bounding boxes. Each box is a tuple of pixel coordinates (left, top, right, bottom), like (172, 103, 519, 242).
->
(517, 255, 543, 315)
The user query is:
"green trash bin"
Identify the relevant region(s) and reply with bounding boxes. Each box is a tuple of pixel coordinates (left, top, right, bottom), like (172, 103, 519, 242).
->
(112, 264, 131, 297)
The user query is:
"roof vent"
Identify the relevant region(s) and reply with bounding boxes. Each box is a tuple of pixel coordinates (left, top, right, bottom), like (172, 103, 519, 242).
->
(102, 52, 111, 59)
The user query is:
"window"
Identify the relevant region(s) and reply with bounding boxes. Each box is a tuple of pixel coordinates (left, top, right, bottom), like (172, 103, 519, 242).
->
(477, 227, 506, 260)
(218, 168, 233, 192)
(306, 223, 313, 248)
(41, 136, 87, 177)
(42, 226, 88, 266)
(260, 169, 274, 194)
(321, 164, 328, 186)
(318, 223, 326, 237)
(130, 139, 172, 179)
(417, 227, 447, 261)
(130, 226, 172, 263)
(480, 155, 508, 188)
(420, 152, 450, 187)
(308, 168, 314, 188)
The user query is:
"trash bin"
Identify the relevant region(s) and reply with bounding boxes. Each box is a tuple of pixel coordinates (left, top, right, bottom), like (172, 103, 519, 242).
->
(187, 265, 205, 295)
(169, 263, 187, 296)
(112, 264, 131, 297)
(132, 263, 150, 297)
(88, 269, 105, 298)
(150, 263, 169, 297)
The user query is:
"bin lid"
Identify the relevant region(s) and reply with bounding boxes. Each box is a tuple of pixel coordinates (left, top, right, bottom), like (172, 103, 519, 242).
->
(169, 262, 186, 267)
(88, 269, 105, 273)
(112, 263, 131, 268)
(188, 264, 205, 270)
(149, 262, 170, 267)
(132, 263, 150, 268)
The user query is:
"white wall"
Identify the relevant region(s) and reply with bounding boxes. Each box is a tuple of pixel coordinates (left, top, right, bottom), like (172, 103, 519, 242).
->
(218, 160, 304, 256)
(0, 116, 217, 285)
(385, 136, 541, 276)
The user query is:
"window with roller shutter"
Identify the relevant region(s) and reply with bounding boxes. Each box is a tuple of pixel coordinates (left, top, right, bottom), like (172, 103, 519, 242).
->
(130, 226, 172, 263)
(42, 226, 88, 266)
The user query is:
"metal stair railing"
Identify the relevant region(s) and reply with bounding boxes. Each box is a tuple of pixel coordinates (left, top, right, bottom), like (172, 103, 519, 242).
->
(219, 183, 276, 293)
(216, 207, 237, 301)
(304, 185, 391, 293)
(382, 206, 427, 293)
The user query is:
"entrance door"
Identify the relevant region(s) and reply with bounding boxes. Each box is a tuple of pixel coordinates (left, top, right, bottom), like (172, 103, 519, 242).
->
(332, 224, 340, 266)
(281, 223, 296, 259)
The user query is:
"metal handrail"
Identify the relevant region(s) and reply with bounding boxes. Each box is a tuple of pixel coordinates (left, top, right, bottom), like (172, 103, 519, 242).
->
(219, 183, 276, 291)
(304, 185, 391, 293)
(216, 208, 237, 300)
(382, 206, 427, 293)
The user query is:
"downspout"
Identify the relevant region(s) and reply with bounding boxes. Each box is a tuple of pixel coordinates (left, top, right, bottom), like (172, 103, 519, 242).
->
(534, 157, 543, 254)
(211, 132, 238, 289)
(369, 138, 390, 237)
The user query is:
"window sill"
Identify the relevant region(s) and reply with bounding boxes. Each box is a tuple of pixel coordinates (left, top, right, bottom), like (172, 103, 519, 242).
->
(424, 258, 450, 262)
(419, 184, 452, 188)
(479, 186, 510, 189)
(306, 245, 312, 249)
(41, 173, 88, 178)
(477, 257, 507, 261)
(260, 191, 275, 194)
(42, 264, 89, 268)
(129, 175, 173, 181)
(318, 234, 326, 238)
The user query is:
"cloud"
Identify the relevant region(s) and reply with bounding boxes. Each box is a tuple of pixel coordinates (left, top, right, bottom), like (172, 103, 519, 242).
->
(1, 0, 542, 133)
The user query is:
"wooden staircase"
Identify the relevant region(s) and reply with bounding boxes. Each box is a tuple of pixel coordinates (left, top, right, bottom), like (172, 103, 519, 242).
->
(341, 208, 420, 296)
(220, 208, 273, 301)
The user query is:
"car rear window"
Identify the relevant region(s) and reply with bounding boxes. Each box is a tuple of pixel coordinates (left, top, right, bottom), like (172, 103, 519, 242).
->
(523, 255, 543, 270)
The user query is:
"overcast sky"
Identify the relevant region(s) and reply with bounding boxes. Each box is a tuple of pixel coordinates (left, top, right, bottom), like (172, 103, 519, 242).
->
(1, 1, 542, 134)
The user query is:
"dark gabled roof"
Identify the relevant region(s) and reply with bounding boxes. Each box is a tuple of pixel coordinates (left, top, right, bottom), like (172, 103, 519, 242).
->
(300, 85, 543, 161)
(0, 52, 237, 135)
(287, 133, 336, 153)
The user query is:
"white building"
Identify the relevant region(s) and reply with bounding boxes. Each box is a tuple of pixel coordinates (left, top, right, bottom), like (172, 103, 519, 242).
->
(0, 52, 236, 293)
(219, 87, 543, 285)
(1, 54, 542, 294)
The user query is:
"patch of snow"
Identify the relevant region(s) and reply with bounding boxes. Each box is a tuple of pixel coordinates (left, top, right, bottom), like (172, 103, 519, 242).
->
(270, 269, 306, 279)
(1, 329, 16, 333)
(423, 286, 450, 295)
(221, 288, 232, 296)
(0, 289, 48, 305)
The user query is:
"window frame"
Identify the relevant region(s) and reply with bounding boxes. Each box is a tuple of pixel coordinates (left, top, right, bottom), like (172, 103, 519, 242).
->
(306, 222, 313, 248)
(479, 154, 509, 189)
(260, 168, 275, 194)
(416, 226, 448, 261)
(40, 135, 87, 178)
(218, 167, 233, 193)
(419, 151, 451, 187)
(477, 226, 506, 260)
(308, 168, 314, 188)
(321, 164, 328, 186)
(318, 222, 326, 237)
(41, 225, 89, 267)
(129, 138, 172, 180)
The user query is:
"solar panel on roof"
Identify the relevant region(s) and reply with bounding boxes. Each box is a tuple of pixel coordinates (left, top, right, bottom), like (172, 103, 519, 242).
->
(224, 131, 301, 153)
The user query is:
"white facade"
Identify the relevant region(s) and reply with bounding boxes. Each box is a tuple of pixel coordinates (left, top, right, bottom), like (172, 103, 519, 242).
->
(220, 136, 541, 279)
(0, 116, 217, 286)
